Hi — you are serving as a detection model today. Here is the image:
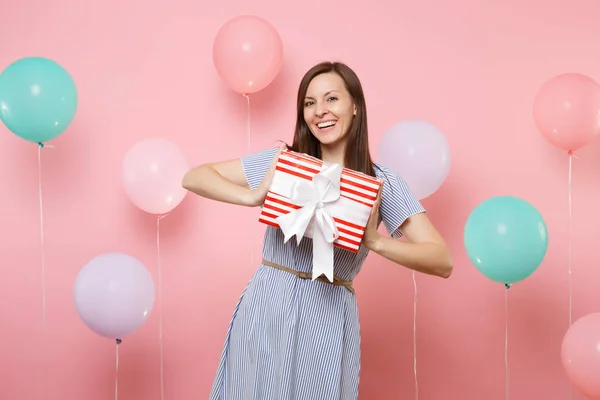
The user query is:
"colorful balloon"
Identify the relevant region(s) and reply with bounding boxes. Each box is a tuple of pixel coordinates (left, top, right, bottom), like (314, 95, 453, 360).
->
(73, 253, 155, 339)
(533, 73, 600, 152)
(0, 57, 78, 144)
(121, 138, 190, 215)
(561, 313, 600, 399)
(377, 120, 450, 200)
(213, 15, 283, 95)
(464, 196, 548, 285)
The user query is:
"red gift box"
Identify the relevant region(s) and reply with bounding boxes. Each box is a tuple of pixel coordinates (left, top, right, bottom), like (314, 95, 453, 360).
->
(259, 149, 383, 261)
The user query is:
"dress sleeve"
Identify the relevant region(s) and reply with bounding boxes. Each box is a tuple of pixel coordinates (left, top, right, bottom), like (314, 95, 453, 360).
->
(240, 147, 280, 190)
(377, 166, 426, 239)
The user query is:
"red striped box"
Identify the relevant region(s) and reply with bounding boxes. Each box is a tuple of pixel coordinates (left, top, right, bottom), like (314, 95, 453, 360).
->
(259, 149, 383, 253)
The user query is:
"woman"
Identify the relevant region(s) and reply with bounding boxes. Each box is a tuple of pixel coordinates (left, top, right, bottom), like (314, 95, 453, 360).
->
(182, 61, 453, 400)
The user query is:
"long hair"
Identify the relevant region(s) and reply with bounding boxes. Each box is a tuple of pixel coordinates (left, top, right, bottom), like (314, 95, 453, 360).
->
(287, 61, 376, 177)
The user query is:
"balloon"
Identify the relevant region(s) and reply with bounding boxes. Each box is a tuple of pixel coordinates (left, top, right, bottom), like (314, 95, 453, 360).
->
(213, 15, 283, 94)
(464, 196, 548, 285)
(73, 253, 155, 339)
(122, 138, 190, 215)
(561, 313, 600, 399)
(0, 57, 78, 143)
(533, 73, 600, 152)
(377, 120, 450, 200)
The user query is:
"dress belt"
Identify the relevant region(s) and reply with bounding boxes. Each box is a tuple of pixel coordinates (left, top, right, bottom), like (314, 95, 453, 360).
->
(262, 259, 355, 294)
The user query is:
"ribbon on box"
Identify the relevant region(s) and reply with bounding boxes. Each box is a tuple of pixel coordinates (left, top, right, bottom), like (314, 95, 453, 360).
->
(276, 161, 343, 282)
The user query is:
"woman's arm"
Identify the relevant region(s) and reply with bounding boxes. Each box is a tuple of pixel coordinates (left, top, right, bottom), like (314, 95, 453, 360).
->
(182, 159, 257, 206)
(365, 213, 453, 278)
(363, 191, 453, 278)
(181, 144, 285, 207)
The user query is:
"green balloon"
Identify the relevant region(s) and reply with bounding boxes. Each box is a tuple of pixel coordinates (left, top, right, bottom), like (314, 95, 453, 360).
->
(464, 195, 548, 285)
(0, 57, 78, 144)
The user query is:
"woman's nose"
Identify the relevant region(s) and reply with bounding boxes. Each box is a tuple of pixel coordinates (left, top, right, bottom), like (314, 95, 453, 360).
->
(315, 104, 328, 117)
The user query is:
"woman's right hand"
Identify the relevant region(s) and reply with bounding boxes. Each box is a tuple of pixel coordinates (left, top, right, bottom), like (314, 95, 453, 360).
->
(247, 143, 287, 207)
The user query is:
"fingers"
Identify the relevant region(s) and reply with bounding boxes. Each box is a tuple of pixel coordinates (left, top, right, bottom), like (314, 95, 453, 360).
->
(261, 146, 283, 191)
(276, 144, 287, 159)
(374, 184, 383, 206)
(369, 187, 381, 216)
(269, 146, 284, 168)
(266, 143, 287, 175)
(275, 142, 287, 154)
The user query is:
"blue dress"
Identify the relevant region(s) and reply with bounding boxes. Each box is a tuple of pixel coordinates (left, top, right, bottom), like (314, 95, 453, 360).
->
(209, 147, 425, 400)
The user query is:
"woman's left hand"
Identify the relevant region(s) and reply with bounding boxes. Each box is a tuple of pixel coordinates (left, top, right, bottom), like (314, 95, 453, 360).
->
(362, 186, 382, 250)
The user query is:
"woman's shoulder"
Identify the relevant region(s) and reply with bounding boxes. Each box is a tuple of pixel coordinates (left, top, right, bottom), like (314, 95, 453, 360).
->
(372, 162, 419, 203)
(243, 146, 280, 159)
(373, 162, 401, 182)
(371, 162, 425, 236)
(241, 146, 282, 169)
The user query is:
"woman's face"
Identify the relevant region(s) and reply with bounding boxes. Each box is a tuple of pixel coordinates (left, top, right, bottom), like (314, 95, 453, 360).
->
(303, 72, 356, 147)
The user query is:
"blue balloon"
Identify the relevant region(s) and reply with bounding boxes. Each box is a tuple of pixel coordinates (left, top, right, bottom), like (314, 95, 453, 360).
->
(464, 196, 549, 285)
(0, 57, 78, 144)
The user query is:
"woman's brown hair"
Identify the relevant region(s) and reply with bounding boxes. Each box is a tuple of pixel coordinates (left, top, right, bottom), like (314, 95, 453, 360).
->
(287, 61, 376, 178)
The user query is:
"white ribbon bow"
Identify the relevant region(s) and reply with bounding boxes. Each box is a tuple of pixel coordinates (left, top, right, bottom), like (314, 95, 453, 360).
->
(275, 162, 343, 282)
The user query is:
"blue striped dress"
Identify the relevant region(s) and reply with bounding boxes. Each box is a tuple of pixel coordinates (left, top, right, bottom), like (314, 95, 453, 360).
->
(209, 147, 425, 400)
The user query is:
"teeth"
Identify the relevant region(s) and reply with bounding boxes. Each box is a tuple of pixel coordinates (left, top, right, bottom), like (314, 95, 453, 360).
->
(318, 121, 336, 128)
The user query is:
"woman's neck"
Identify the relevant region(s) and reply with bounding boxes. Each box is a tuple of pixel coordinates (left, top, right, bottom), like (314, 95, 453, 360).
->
(320, 143, 346, 167)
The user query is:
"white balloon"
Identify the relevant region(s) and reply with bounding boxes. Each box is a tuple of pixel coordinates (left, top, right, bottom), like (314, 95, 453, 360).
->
(377, 120, 451, 200)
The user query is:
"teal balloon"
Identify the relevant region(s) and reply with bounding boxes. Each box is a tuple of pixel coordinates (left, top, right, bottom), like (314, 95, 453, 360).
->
(0, 57, 78, 143)
(464, 195, 548, 285)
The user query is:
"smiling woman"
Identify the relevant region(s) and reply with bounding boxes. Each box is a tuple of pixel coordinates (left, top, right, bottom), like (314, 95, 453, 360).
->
(288, 62, 375, 178)
(181, 61, 452, 400)
(303, 73, 357, 152)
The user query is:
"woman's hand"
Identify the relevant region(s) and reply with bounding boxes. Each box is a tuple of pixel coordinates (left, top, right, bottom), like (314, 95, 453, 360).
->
(247, 143, 287, 207)
(362, 186, 383, 251)
(359, 181, 453, 278)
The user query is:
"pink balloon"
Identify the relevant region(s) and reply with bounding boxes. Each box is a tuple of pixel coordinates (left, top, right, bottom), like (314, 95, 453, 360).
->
(533, 73, 600, 152)
(213, 15, 283, 94)
(122, 138, 190, 215)
(377, 120, 451, 200)
(561, 313, 600, 399)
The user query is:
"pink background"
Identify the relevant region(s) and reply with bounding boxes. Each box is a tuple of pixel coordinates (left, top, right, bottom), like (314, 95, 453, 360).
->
(1, 0, 600, 399)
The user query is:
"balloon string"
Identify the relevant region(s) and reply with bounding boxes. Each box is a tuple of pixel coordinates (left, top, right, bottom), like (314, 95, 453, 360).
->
(567, 152, 573, 328)
(157, 214, 166, 400)
(504, 286, 509, 400)
(567, 151, 575, 400)
(412, 271, 418, 400)
(242, 94, 251, 154)
(37, 142, 53, 332)
(242, 93, 254, 268)
(115, 339, 122, 400)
